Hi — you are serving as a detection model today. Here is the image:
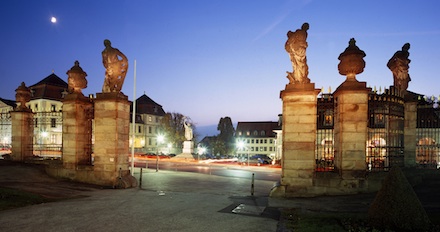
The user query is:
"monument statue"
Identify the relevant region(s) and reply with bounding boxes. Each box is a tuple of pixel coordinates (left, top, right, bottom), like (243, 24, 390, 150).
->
(337, 38, 366, 79)
(15, 82, 31, 111)
(67, 60, 88, 94)
(184, 120, 193, 141)
(285, 22, 310, 84)
(101, 39, 128, 93)
(387, 43, 411, 91)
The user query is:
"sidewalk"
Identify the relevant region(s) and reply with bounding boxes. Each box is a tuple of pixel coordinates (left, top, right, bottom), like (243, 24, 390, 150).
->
(0, 164, 280, 232)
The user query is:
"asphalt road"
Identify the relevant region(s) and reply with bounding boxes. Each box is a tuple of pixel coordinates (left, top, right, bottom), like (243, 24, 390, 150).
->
(133, 159, 281, 182)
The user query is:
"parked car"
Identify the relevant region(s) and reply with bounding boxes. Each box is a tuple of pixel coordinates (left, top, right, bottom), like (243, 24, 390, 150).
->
(238, 154, 272, 165)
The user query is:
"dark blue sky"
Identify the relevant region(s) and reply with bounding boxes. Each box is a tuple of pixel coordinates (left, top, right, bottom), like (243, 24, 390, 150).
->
(1, 0, 439, 128)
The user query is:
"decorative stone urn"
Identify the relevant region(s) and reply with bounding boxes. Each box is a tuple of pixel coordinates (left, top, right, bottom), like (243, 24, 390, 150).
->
(15, 82, 31, 111)
(67, 60, 88, 94)
(337, 38, 366, 81)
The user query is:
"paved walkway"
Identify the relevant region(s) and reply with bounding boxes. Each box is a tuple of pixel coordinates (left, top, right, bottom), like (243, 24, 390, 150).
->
(0, 163, 280, 232)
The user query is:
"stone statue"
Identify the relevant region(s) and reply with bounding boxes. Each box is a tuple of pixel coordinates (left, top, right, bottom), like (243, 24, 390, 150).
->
(387, 43, 411, 91)
(67, 60, 88, 94)
(184, 120, 193, 141)
(101, 39, 128, 93)
(285, 22, 310, 84)
(337, 38, 366, 80)
(15, 82, 31, 111)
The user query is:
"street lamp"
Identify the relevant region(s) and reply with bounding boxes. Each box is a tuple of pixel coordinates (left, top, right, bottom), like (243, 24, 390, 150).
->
(237, 140, 249, 166)
(156, 134, 164, 172)
(197, 146, 206, 161)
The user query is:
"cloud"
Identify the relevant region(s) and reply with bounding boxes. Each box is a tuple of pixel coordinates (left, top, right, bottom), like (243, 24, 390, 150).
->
(252, 0, 313, 42)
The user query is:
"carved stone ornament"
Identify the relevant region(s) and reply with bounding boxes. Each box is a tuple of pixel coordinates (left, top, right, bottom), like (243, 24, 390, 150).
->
(285, 22, 310, 84)
(387, 43, 411, 91)
(15, 82, 31, 111)
(102, 39, 128, 93)
(67, 60, 88, 94)
(337, 38, 366, 80)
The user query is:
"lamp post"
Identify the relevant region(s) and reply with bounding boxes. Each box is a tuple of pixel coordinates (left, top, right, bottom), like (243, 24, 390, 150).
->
(156, 134, 164, 172)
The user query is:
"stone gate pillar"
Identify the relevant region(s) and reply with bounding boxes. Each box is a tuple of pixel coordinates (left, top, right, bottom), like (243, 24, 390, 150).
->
(93, 92, 130, 186)
(11, 82, 33, 161)
(62, 94, 93, 168)
(333, 38, 369, 183)
(11, 111, 33, 161)
(333, 82, 369, 179)
(279, 83, 320, 197)
(403, 98, 417, 167)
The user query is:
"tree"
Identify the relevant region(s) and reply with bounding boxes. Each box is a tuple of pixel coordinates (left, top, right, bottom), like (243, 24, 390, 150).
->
(159, 112, 195, 149)
(217, 117, 235, 155)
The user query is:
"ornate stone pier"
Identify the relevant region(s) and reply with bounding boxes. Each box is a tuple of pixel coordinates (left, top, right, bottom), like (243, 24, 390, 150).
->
(10, 82, 33, 161)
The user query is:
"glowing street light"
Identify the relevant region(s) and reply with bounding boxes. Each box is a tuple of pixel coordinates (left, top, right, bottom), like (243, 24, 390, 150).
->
(237, 140, 249, 166)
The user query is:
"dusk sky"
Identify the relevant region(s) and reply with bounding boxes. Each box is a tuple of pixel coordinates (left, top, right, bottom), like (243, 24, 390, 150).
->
(1, 1, 440, 135)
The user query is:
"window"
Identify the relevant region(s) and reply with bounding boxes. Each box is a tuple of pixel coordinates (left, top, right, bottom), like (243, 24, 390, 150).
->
(35, 104, 38, 110)
(253, 130, 258, 136)
(34, 118, 38, 127)
(51, 118, 56, 128)
(51, 104, 56, 112)
(148, 116, 152, 122)
(148, 126, 152, 134)
(260, 130, 266, 136)
(256, 140, 259, 144)
(251, 139, 254, 144)
(264, 139, 267, 144)
(246, 131, 250, 136)
(148, 138, 152, 145)
(138, 125, 141, 133)
(237, 131, 242, 136)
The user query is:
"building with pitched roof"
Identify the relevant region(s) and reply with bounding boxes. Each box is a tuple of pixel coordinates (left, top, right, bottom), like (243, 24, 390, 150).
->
(235, 121, 279, 162)
(0, 98, 16, 151)
(130, 93, 166, 154)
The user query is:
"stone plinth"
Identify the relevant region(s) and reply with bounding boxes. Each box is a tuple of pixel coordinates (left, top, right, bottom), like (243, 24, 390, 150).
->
(333, 80, 369, 180)
(404, 101, 417, 167)
(279, 83, 320, 197)
(173, 141, 195, 160)
(10, 110, 33, 161)
(62, 93, 93, 169)
(182, 141, 194, 154)
(93, 92, 130, 186)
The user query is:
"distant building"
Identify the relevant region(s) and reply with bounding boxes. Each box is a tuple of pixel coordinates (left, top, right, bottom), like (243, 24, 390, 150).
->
(130, 94, 166, 154)
(0, 98, 16, 150)
(1, 73, 167, 157)
(235, 121, 279, 160)
(27, 73, 67, 155)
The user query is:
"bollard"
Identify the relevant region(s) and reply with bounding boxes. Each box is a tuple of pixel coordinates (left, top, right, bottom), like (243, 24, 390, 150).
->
(139, 168, 143, 188)
(251, 173, 255, 196)
(156, 155, 159, 172)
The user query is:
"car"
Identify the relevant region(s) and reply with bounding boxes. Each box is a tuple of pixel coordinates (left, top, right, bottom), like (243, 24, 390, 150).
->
(238, 154, 272, 165)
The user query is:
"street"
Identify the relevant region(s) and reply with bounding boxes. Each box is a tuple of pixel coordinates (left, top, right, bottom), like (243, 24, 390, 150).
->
(132, 159, 281, 182)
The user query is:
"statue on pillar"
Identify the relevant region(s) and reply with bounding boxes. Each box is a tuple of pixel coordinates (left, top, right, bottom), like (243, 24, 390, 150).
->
(337, 38, 366, 80)
(101, 39, 128, 93)
(15, 82, 31, 111)
(387, 43, 411, 91)
(285, 22, 310, 84)
(67, 60, 88, 94)
(184, 119, 193, 141)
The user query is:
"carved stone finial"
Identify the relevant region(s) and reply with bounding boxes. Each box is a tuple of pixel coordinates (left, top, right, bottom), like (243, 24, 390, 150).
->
(101, 39, 128, 93)
(15, 82, 31, 111)
(285, 22, 310, 84)
(387, 43, 411, 91)
(67, 60, 88, 94)
(338, 38, 366, 80)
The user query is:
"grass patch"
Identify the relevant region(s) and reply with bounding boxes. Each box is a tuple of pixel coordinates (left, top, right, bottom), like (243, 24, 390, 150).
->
(279, 208, 440, 232)
(0, 187, 51, 211)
